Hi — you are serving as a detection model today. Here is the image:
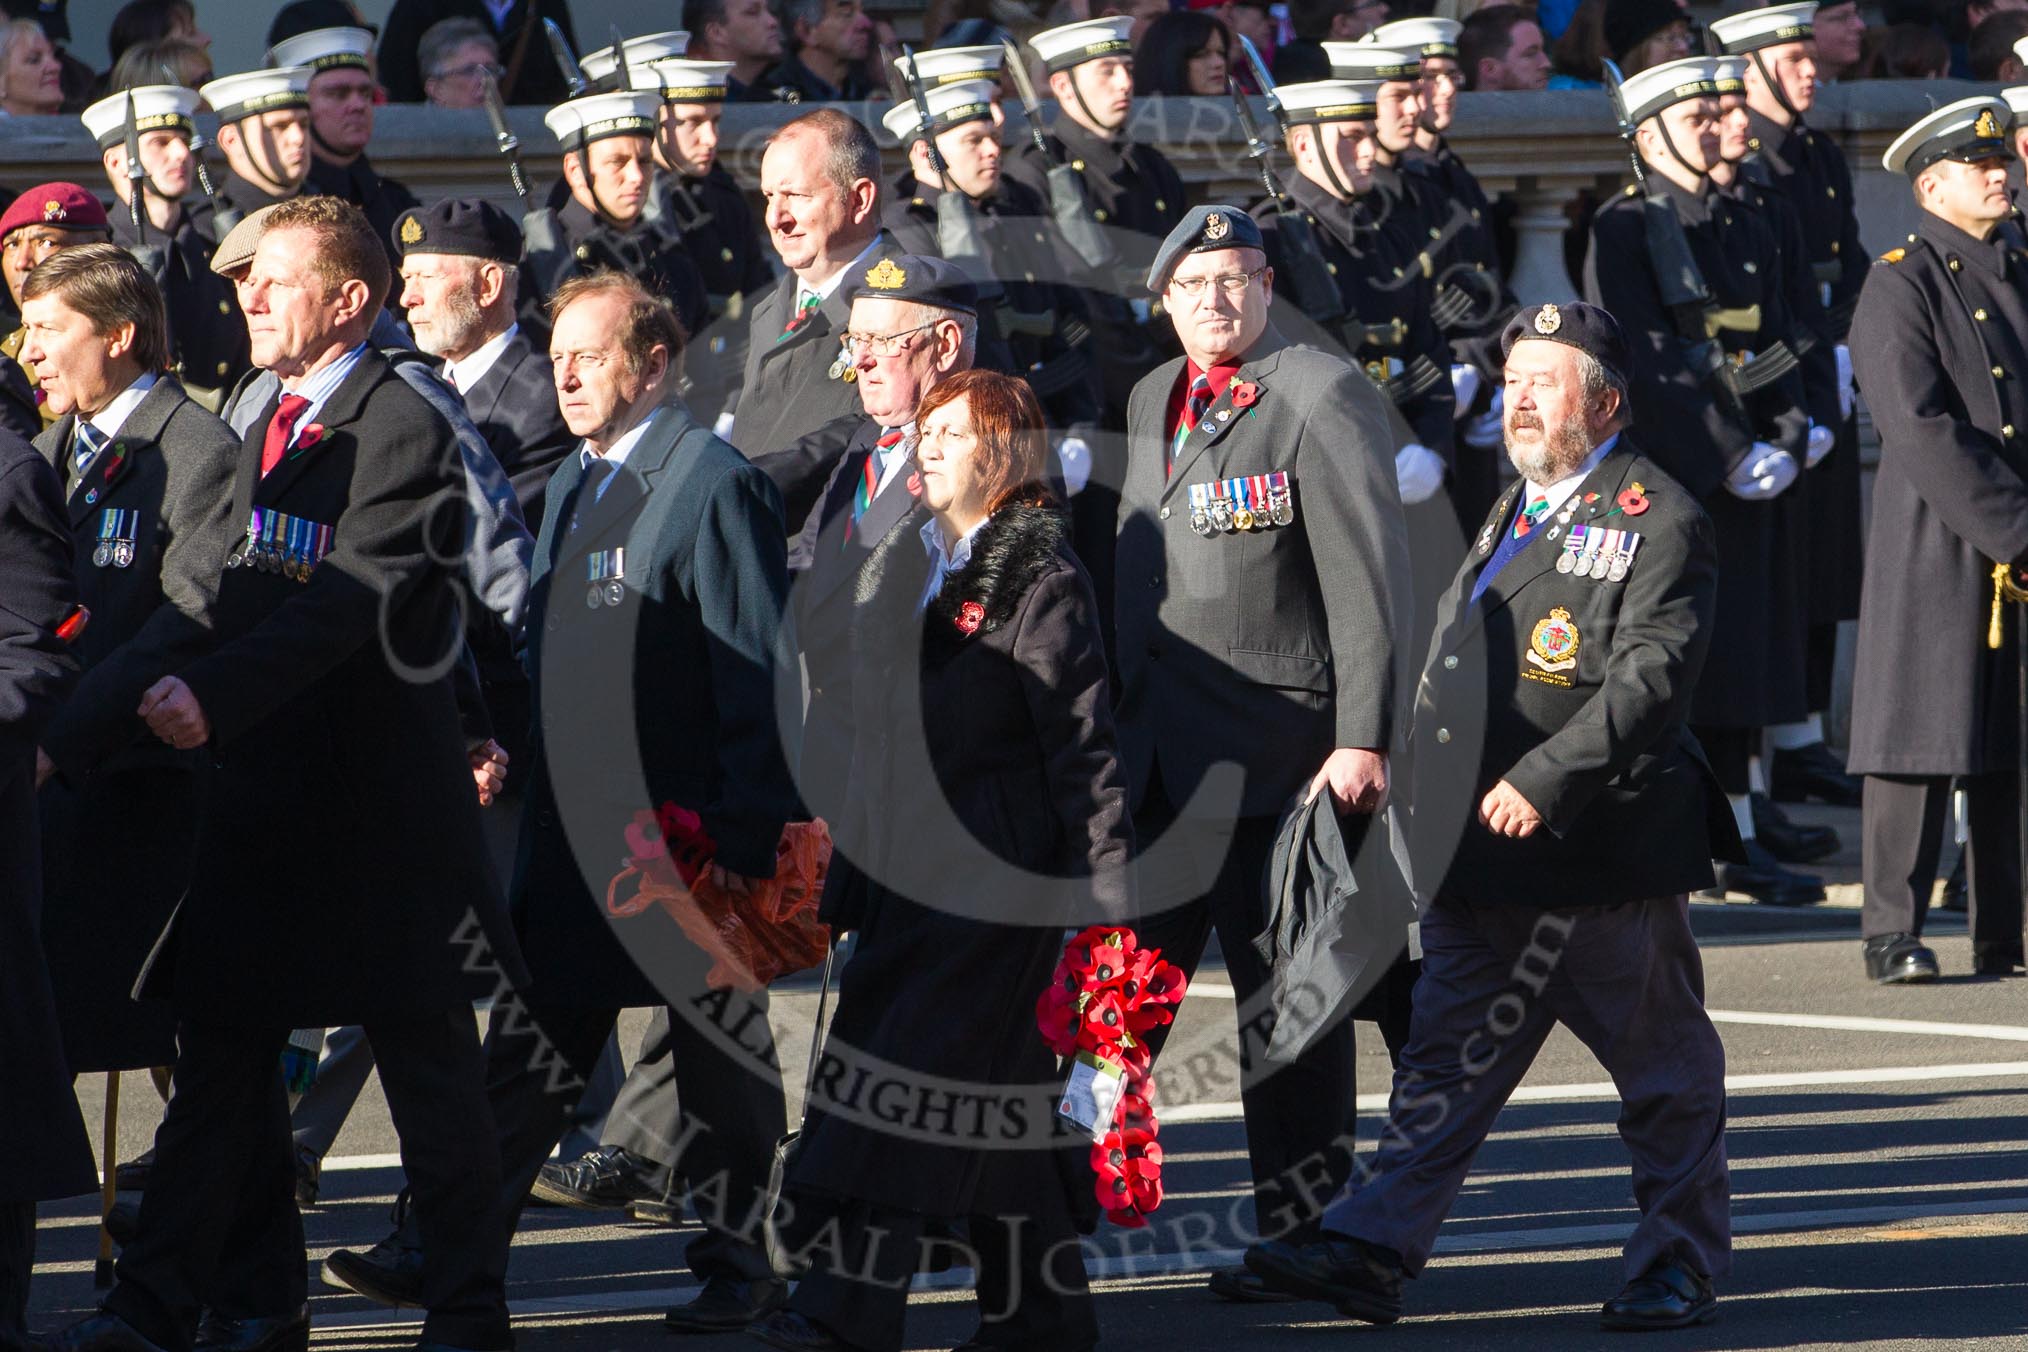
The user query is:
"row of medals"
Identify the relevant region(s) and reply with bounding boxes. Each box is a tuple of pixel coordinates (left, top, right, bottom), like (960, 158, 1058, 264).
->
(1556, 543, 1632, 583)
(93, 540, 136, 569)
(588, 579, 626, 608)
(226, 534, 317, 581)
(1192, 484, 1295, 537)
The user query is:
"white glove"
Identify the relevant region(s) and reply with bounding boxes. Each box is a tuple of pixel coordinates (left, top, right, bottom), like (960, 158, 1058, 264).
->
(1834, 343, 1854, 422)
(1461, 387, 1504, 449)
(712, 407, 737, 441)
(1805, 421, 1834, 468)
(1056, 435, 1092, 496)
(1394, 443, 1447, 505)
(1450, 363, 1482, 413)
(1725, 443, 1800, 500)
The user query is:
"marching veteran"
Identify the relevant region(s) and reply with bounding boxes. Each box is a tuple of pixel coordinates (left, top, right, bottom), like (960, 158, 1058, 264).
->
(1111, 204, 1412, 1301)
(1246, 303, 1739, 1331)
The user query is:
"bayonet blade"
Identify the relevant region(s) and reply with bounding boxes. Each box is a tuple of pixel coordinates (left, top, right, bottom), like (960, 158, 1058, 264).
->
(610, 23, 631, 92)
(546, 19, 587, 96)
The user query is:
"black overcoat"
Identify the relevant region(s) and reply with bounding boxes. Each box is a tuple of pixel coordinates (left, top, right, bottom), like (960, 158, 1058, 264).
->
(1847, 213, 2028, 776)
(34, 378, 238, 1070)
(139, 349, 528, 1024)
(0, 428, 96, 1205)
(797, 503, 1132, 1220)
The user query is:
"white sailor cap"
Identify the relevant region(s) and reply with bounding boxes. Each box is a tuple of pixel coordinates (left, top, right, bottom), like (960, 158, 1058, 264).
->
(1370, 17, 1461, 60)
(579, 31, 690, 84)
(1027, 17, 1134, 74)
(1710, 55, 1748, 95)
(1277, 78, 1381, 127)
(198, 66, 313, 124)
(2003, 82, 2028, 122)
(1882, 96, 2012, 177)
(1617, 56, 1717, 126)
(1324, 40, 1423, 82)
(80, 84, 200, 148)
(545, 88, 662, 149)
(880, 77, 998, 143)
(268, 26, 373, 74)
(649, 57, 732, 102)
(2014, 33, 2028, 73)
(1709, 3, 1816, 55)
(893, 45, 1004, 87)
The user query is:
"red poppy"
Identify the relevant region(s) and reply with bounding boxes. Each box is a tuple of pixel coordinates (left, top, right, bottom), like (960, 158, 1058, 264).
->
(1070, 936, 1128, 988)
(1117, 1089, 1158, 1137)
(101, 451, 125, 482)
(624, 809, 668, 863)
(1126, 1153, 1163, 1211)
(1616, 485, 1649, 516)
(1106, 1204, 1149, 1229)
(955, 600, 985, 635)
(1230, 381, 1260, 409)
(297, 424, 325, 451)
(1077, 989, 1133, 1051)
(1583, 491, 1599, 503)
(653, 802, 715, 885)
(1035, 986, 1078, 1056)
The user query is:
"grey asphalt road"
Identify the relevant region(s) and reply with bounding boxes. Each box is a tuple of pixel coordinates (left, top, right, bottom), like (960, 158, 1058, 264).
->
(28, 812, 2028, 1352)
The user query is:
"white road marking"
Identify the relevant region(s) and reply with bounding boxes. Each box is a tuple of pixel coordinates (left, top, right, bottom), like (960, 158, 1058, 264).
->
(1707, 1009, 2028, 1041)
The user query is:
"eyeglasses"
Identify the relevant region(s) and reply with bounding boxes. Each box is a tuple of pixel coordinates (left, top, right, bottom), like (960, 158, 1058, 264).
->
(839, 321, 937, 357)
(1167, 264, 1267, 299)
(434, 61, 505, 82)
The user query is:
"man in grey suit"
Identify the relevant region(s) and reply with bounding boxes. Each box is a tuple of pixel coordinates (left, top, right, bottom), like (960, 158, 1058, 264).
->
(1113, 205, 1413, 1300)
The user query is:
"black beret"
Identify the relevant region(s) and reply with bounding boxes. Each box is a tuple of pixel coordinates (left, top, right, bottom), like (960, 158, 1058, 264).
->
(1603, 0, 1684, 62)
(394, 198, 523, 265)
(1146, 205, 1268, 292)
(840, 251, 979, 314)
(1500, 301, 1631, 389)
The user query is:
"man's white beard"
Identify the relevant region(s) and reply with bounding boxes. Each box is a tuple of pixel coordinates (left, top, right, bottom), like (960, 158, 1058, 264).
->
(1504, 413, 1594, 485)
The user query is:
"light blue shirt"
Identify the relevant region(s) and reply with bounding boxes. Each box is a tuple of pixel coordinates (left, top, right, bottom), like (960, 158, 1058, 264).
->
(284, 342, 370, 432)
(577, 410, 660, 504)
(918, 515, 986, 614)
(1525, 432, 1619, 519)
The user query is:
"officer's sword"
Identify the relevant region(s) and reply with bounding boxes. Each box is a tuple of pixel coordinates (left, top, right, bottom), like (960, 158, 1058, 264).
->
(1000, 39, 1117, 271)
(123, 92, 147, 245)
(546, 19, 588, 96)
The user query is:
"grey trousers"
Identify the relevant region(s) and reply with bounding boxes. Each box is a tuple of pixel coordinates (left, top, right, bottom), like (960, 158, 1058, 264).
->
(593, 1009, 684, 1186)
(1322, 894, 1731, 1283)
(1862, 772, 2024, 959)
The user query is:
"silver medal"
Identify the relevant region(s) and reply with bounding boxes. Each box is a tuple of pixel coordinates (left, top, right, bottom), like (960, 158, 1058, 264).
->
(603, 580, 625, 606)
(1588, 553, 1611, 580)
(93, 542, 112, 568)
(1608, 557, 1629, 582)
(587, 584, 604, 609)
(1555, 551, 1575, 574)
(114, 542, 134, 568)
(1190, 508, 1213, 537)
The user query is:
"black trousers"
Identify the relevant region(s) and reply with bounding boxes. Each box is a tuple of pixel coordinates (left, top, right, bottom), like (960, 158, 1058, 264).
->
(1324, 895, 1731, 1284)
(1692, 725, 1755, 796)
(1862, 772, 2025, 960)
(398, 997, 782, 1282)
(1131, 780, 1403, 1245)
(0, 1202, 32, 1352)
(789, 1199, 1094, 1352)
(105, 1013, 509, 1351)
(1804, 621, 1840, 716)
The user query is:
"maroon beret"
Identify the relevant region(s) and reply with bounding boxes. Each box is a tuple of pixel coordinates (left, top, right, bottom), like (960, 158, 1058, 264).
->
(0, 183, 110, 241)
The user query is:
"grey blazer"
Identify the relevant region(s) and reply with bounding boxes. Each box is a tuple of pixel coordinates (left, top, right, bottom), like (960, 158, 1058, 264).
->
(1113, 326, 1411, 819)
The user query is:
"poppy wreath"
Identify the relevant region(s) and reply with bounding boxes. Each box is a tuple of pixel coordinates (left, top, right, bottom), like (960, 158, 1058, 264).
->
(1036, 925, 1188, 1228)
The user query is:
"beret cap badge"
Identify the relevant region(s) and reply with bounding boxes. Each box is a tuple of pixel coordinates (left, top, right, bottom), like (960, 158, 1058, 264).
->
(865, 258, 907, 290)
(1204, 210, 1230, 241)
(42, 200, 64, 221)
(399, 216, 425, 245)
(1534, 303, 1562, 335)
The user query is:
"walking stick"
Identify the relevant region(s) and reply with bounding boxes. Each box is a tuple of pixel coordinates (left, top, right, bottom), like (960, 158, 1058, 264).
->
(95, 1070, 119, 1287)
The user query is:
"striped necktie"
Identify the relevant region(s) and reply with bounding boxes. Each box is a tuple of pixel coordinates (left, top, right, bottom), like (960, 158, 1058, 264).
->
(845, 428, 905, 545)
(779, 291, 821, 341)
(1169, 372, 1214, 477)
(1512, 495, 1550, 539)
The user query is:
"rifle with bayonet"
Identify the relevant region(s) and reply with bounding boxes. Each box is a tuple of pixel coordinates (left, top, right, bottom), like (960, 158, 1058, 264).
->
(120, 92, 172, 279)
(898, 44, 1001, 302)
(547, 19, 587, 96)
(518, 27, 585, 298)
(1225, 40, 1345, 331)
(999, 38, 1116, 272)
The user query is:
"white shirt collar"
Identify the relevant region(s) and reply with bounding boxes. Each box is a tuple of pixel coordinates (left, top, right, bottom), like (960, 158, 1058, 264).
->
(799, 233, 886, 307)
(282, 342, 370, 431)
(84, 372, 158, 442)
(918, 513, 987, 613)
(1524, 433, 1618, 520)
(577, 408, 660, 500)
(873, 420, 914, 494)
(444, 323, 518, 395)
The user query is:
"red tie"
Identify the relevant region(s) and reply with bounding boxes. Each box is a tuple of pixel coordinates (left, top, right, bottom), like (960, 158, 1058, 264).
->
(261, 393, 311, 478)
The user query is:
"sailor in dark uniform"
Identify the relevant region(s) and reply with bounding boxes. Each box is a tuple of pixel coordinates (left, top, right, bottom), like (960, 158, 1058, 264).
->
(522, 88, 709, 347)
(191, 67, 315, 237)
(269, 27, 420, 261)
(1847, 97, 2028, 982)
(1584, 56, 1820, 905)
(1246, 301, 1737, 1333)
(1712, 1, 1870, 810)
(81, 84, 248, 406)
(878, 79, 1103, 434)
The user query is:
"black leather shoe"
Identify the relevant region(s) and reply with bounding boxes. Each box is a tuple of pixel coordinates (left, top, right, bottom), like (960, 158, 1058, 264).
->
(746, 1311, 848, 1352)
(1600, 1259, 1716, 1330)
(1206, 1266, 1301, 1302)
(1704, 842, 1827, 906)
(1749, 793, 1839, 863)
(112, 1151, 154, 1192)
(294, 1145, 322, 1208)
(1863, 933, 1940, 984)
(1940, 854, 1968, 912)
(1243, 1236, 1403, 1324)
(100, 1201, 138, 1247)
(665, 1275, 788, 1334)
(42, 1313, 171, 1352)
(1768, 742, 1863, 806)
(530, 1146, 661, 1210)
(1973, 946, 2025, 976)
(322, 1235, 425, 1307)
(195, 1308, 309, 1352)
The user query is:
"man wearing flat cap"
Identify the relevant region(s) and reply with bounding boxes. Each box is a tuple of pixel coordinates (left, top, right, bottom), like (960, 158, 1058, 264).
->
(1846, 97, 2028, 984)
(1113, 203, 1411, 1298)
(1, 184, 113, 432)
(1249, 300, 1739, 1333)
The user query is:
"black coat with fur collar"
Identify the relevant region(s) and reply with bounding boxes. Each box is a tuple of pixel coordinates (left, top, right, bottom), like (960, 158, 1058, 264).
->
(795, 502, 1133, 1220)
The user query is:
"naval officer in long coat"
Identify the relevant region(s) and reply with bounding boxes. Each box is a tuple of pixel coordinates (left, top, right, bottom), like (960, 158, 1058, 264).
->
(1112, 204, 1412, 1300)
(1848, 97, 2028, 983)
(1246, 302, 1738, 1332)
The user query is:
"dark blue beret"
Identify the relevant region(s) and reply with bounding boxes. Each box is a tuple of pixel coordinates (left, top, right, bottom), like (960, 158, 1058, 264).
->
(840, 251, 979, 314)
(1146, 205, 1268, 292)
(394, 198, 524, 265)
(1500, 301, 1631, 389)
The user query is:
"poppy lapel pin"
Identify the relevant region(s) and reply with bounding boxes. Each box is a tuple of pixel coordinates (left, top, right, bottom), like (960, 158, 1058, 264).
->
(100, 446, 126, 484)
(289, 425, 326, 460)
(955, 599, 985, 636)
(1229, 381, 1260, 410)
(1616, 481, 1650, 517)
